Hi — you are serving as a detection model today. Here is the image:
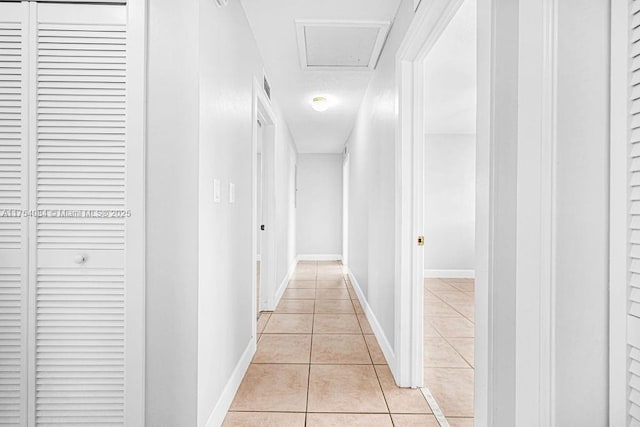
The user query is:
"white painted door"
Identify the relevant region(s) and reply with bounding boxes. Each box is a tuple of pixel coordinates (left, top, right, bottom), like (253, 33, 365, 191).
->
(0, 2, 142, 425)
(0, 3, 28, 425)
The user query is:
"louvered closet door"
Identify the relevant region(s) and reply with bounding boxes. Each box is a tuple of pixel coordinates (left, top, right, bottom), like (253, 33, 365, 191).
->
(30, 3, 128, 425)
(0, 3, 27, 426)
(630, 1, 640, 425)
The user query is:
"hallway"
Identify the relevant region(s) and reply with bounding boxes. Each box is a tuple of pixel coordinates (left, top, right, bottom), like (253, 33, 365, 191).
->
(223, 261, 438, 426)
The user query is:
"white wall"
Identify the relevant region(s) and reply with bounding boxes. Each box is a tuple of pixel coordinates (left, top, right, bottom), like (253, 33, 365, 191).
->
(424, 134, 475, 274)
(553, 0, 609, 422)
(197, 1, 298, 425)
(296, 154, 343, 257)
(345, 0, 415, 346)
(477, 0, 611, 423)
(146, 1, 298, 425)
(146, 1, 200, 425)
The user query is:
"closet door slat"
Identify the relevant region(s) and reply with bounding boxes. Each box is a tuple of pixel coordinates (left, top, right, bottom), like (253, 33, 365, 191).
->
(32, 4, 127, 425)
(0, 3, 27, 426)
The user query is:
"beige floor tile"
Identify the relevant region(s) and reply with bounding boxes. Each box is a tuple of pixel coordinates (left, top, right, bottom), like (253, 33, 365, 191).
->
(316, 279, 346, 289)
(291, 271, 317, 280)
(357, 314, 373, 334)
(424, 301, 462, 317)
(314, 299, 355, 314)
(307, 364, 388, 413)
(263, 314, 313, 334)
(316, 272, 345, 281)
(423, 367, 474, 417)
(288, 280, 316, 289)
(424, 278, 457, 292)
(424, 337, 470, 368)
(348, 288, 358, 299)
(283, 288, 316, 300)
(447, 301, 475, 321)
(223, 412, 305, 427)
(428, 317, 474, 338)
(391, 414, 440, 426)
(276, 299, 315, 314)
(314, 314, 362, 334)
(254, 334, 311, 364)
(306, 413, 393, 426)
(432, 290, 474, 305)
(257, 313, 271, 334)
(445, 279, 475, 293)
(311, 334, 371, 364)
(364, 334, 386, 364)
(352, 299, 364, 314)
(316, 288, 350, 300)
(229, 364, 309, 412)
(448, 417, 475, 427)
(423, 324, 441, 337)
(447, 338, 474, 367)
(374, 365, 431, 414)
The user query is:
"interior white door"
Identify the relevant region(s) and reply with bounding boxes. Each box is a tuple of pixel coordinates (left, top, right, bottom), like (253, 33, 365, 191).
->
(29, 3, 130, 425)
(0, 2, 28, 425)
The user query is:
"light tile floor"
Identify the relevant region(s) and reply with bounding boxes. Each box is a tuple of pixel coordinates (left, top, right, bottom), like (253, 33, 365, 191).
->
(424, 278, 475, 425)
(224, 261, 438, 427)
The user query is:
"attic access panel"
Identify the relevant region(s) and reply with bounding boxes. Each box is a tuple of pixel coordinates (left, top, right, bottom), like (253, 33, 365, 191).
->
(296, 20, 391, 71)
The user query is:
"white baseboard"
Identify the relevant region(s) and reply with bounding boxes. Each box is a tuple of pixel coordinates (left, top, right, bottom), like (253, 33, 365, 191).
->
(297, 254, 343, 261)
(346, 268, 396, 372)
(205, 338, 256, 427)
(271, 258, 297, 310)
(424, 269, 475, 279)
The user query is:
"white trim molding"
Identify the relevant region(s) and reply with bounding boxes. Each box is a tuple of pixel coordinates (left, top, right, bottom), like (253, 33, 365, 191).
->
(424, 270, 475, 279)
(609, 0, 629, 425)
(347, 269, 396, 371)
(514, 0, 558, 424)
(297, 254, 343, 262)
(204, 339, 256, 427)
(125, 1, 147, 424)
(272, 258, 298, 311)
(252, 78, 278, 334)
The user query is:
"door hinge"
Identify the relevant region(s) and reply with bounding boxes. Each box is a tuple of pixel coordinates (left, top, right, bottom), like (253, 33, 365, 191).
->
(417, 235, 425, 246)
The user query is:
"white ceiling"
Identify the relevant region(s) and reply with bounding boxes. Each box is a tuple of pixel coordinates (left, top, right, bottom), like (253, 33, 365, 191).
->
(424, 0, 477, 135)
(241, 0, 402, 153)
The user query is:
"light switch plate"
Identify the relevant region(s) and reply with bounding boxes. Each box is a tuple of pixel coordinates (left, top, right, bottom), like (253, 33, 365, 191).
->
(213, 179, 221, 203)
(229, 183, 235, 203)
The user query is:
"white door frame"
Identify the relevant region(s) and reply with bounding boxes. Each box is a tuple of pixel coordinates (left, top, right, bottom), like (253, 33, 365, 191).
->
(397, 1, 560, 425)
(342, 152, 350, 267)
(126, 0, 147, 425)
(252, 79, 277, 338)
(609, 0, 629, 424)
(394, 0, 465, 389)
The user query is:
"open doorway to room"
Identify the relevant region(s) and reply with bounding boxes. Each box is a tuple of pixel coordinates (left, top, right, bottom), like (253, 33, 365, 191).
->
(421, 0, 477, 423)
(256, 118, 265, 317)
(253, 81, 277, 336)
(395, 0, 478, 425)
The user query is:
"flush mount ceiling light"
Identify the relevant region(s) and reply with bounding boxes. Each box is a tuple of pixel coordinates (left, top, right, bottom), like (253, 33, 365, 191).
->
(311, 96, 329, 112)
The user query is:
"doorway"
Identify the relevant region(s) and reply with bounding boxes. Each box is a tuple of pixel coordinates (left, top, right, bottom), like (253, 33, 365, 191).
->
(252, 79, 277, 339)
(395, 0, 483, 422)
(420, 0, 476, 423)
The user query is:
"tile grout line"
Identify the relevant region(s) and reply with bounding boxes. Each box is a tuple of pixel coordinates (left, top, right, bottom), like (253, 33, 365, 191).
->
(420, 386, 450, 427)
(303, 262, 318, 426)
(346, 271, 396, 425)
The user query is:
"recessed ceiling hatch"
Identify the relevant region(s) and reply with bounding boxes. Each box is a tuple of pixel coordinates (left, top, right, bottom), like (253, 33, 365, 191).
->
(296, 20, 391, 71)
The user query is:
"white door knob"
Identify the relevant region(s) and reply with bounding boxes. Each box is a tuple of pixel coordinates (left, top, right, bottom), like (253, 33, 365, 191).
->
(74, 254, 87, 265)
